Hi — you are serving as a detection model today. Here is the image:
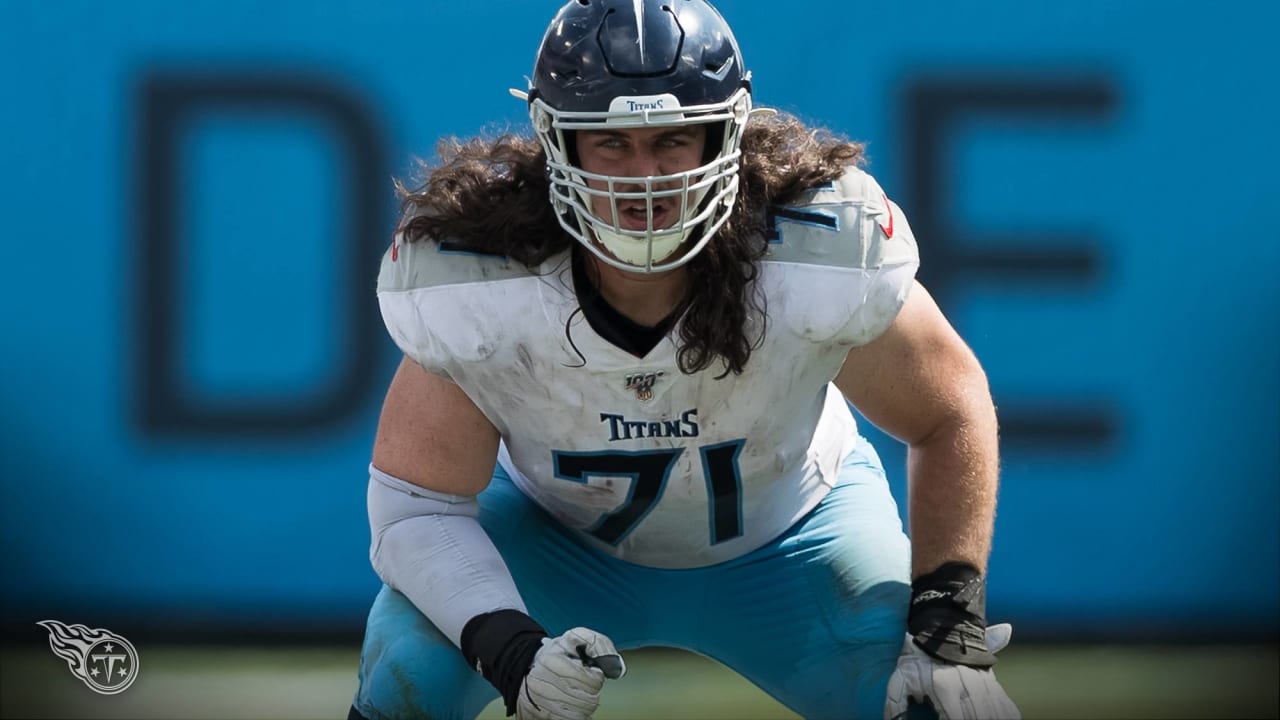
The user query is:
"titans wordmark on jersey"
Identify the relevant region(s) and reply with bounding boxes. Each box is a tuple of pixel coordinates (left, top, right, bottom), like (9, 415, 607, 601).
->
(377, 167, 919, 568)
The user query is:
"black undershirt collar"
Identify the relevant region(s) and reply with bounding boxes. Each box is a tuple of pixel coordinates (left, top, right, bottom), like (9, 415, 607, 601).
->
(571, 250, 678, 358)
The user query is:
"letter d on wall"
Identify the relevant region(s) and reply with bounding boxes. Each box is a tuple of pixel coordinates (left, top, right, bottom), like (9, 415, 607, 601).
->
(135, 73, 389, 436)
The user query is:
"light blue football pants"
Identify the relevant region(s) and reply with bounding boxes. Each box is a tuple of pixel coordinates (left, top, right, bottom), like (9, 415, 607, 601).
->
(352, 438, 910, 720)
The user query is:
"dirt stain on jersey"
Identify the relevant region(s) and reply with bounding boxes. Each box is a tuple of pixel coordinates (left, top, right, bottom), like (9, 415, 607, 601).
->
(516, 343, 535, 375)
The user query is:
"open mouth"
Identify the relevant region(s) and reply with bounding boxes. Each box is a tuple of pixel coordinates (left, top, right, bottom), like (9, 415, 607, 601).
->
(616, 201, 673, 231)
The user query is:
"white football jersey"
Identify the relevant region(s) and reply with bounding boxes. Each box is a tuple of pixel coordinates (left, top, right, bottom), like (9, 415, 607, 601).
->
(378, 167, 919, 568)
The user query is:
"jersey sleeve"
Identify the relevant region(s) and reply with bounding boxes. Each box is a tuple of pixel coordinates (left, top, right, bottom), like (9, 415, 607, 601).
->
(375, 234, 528, 379)
(376, 236, 449, 377)
(764, 166, 920, 347)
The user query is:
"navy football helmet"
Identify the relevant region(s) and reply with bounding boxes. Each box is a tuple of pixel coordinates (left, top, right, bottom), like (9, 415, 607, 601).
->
(517, 0, 752, 272)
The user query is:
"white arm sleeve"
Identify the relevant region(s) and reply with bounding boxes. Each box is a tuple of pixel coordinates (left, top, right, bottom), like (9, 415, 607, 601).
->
(367, 464, 527, 647)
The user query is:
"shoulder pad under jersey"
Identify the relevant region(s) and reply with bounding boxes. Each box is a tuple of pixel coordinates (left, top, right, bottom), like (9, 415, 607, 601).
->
(376, 235, 545, 377)
(377, 234, 533, 294)
(763, 166, 918, 272)
(763, 167, 920, 346)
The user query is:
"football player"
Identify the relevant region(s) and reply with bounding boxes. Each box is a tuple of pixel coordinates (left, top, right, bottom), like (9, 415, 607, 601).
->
(350, 1, 1019, 718)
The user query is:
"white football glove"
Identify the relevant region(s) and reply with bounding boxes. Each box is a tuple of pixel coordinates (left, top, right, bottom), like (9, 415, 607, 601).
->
(884, 623, 1021, 720)
(516, 627, 626, 720)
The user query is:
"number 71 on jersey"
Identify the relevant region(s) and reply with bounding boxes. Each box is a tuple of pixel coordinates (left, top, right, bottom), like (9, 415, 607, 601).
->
(552, 439, 746, 546)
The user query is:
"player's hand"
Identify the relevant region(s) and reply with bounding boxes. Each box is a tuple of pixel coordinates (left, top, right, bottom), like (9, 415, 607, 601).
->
(884, 624, 1020, 720)
(516, 627, 626, 720)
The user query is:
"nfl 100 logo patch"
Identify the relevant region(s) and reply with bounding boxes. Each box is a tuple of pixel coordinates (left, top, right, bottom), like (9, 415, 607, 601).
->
(624, 371, 664, 402)
(37, 620, 140, 695)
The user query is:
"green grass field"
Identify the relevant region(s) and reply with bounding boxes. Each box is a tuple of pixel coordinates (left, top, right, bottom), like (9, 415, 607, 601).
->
(2, 644, 1276, 719)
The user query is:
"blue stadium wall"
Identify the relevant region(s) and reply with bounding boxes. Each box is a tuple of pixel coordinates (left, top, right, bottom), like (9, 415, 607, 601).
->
(2, 0, 1277, 640)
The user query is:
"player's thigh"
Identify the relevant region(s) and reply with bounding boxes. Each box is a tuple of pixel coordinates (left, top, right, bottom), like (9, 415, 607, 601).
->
(479, 463, 655, 645)
(701, 443, 910, 720)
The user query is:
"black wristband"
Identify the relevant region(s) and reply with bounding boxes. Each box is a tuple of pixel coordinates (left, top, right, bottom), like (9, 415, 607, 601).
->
(460, 610, 548, 716)
(907, 561, 997, 668)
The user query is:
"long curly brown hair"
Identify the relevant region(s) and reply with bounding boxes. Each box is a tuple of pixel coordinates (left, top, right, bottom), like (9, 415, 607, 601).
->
(394, 112, 864, 376)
